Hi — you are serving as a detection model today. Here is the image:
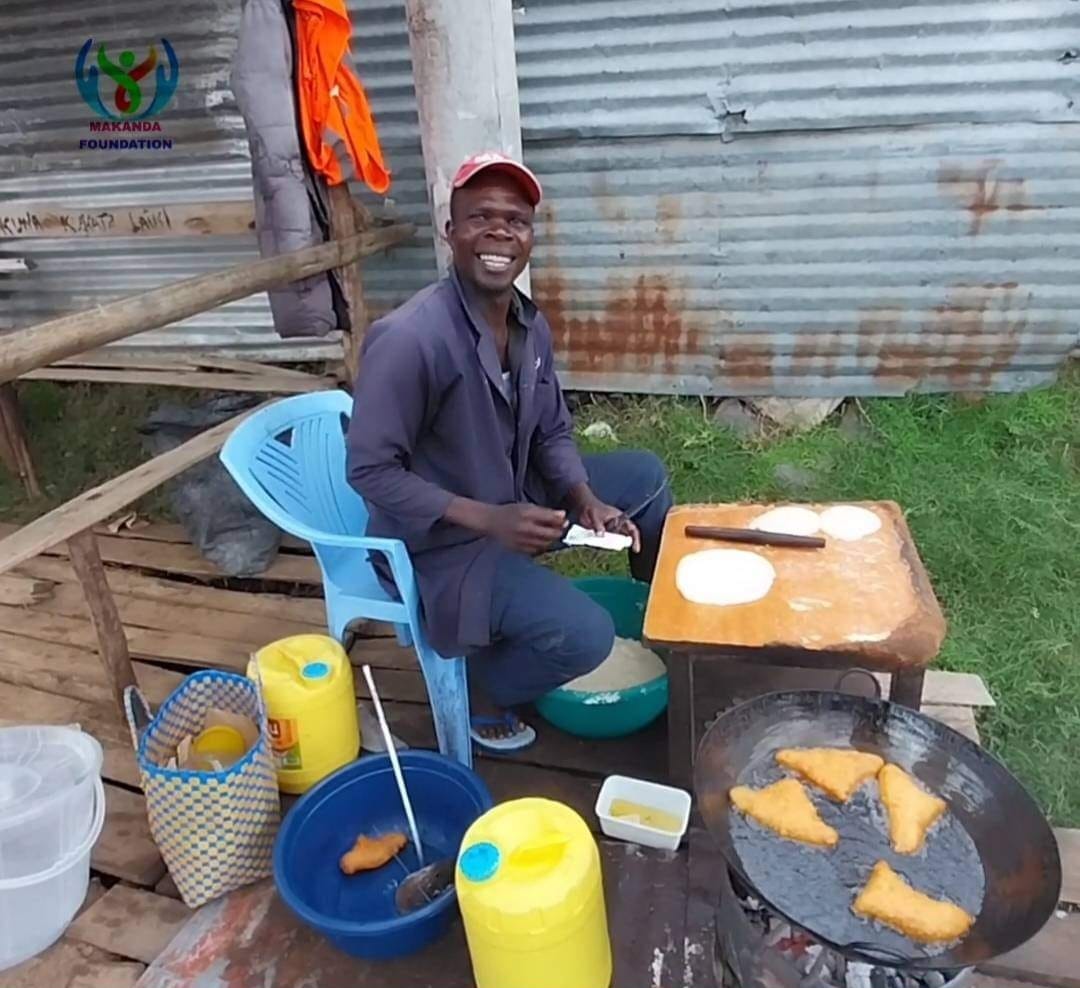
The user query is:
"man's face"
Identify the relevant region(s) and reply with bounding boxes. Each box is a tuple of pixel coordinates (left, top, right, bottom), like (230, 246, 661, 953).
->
(446, 172, 534, 295)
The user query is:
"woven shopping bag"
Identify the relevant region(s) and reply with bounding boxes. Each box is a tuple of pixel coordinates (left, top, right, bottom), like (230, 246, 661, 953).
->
(124, 670, 281, 908)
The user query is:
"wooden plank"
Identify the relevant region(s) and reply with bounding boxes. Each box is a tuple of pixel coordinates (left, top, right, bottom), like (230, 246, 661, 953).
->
(68, 885, 191, 964)
(0, 523, 323, 584)
(0, 938, 144, 988)
(94, 784, 166, 887)
(880, 669, 995, 708)
(0, 200, 256, 239)
(969, 977, 1048, 988)
(25, 366, 336, 394)
(0, 627, 184, 709)
(86, 533, 321, 584)
(1055, 828, 1080, 905)
(923, 702, 981, 743)
(0, 571, 53, 605)
(480, 760, 601, 826)
(0, 605, 247, 670)
(979, 913, 1080, 988)
(328, 185, 368, 383)
(17, 554, 328, 625)
(0, 407, 274, 576)
(36, 580, 325, 650)
(0, 223, 412, 383)
(68, 529, 136, 713)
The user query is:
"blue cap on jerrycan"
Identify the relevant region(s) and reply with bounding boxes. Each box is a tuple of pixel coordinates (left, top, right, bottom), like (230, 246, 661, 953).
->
(459, 841, 501, 883)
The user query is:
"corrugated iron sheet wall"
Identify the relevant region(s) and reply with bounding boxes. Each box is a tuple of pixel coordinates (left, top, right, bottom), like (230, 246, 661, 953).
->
(1, 0, 1077, 391)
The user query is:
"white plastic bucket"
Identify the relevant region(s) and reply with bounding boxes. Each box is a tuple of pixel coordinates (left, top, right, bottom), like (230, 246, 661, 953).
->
(0, 725, 106, 973)
(0, 727, 103, 880)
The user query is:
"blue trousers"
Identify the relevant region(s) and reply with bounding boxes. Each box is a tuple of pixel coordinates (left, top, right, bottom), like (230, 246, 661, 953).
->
(468, 450, 672, 709)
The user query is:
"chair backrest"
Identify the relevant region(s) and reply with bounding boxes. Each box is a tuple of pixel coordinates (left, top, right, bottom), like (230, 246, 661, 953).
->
(220, 391, 369, 544)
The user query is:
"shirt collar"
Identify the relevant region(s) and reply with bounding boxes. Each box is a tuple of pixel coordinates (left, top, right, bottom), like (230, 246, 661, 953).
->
(450, 267, 538, 335)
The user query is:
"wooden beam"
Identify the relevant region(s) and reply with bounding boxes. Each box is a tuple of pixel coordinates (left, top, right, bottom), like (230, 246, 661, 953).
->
(0, 200, 256, 239)
(0, 405, 266, 576)
(24, 366, 337, 394)
(328, 185, 369, 383)
(67, 529, 136, 714)
(0, 223, 412, 384)
(0, 383, 41, 497)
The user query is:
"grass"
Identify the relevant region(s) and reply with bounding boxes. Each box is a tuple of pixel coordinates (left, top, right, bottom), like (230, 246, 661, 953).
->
(2, 373, 1078, 823)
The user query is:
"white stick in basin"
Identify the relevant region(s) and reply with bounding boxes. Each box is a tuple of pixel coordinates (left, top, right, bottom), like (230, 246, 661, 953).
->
(361, 664, 425, 867)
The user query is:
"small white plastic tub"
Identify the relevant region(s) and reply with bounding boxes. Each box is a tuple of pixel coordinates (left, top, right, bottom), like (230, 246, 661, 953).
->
(595, 775, 692, 851)
(0, 727, 105, 971)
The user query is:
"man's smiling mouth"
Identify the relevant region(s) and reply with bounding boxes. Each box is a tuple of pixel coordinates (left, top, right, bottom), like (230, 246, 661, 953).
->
(478, 253, 514, 273)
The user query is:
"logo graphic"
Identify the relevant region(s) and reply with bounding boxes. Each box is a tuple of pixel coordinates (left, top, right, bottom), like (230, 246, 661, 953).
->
(75, 38, 179, 120)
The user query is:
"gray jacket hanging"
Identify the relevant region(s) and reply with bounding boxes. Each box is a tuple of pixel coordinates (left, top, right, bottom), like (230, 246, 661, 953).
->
(231, 0, 341, 338)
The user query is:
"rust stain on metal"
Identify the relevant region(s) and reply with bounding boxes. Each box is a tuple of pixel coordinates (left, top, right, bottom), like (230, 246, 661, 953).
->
(937, 161, 1039, 236)
(533, 204, 708, 377)
(590, 173, 629, 222)
(656, 194, 683, 242)
(858, 285, 1029, 390)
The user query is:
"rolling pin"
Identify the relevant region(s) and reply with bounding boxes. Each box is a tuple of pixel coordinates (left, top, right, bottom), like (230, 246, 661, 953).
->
(684, 525, 826, 549)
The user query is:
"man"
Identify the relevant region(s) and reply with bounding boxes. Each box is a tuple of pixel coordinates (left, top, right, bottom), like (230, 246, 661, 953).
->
(346, 152, 672, 751)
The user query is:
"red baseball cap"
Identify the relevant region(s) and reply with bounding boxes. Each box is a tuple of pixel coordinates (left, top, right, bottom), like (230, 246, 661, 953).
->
(451, 151, 543, 206)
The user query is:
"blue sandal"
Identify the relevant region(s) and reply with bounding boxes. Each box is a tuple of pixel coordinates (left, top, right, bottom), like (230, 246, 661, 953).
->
(470, 713, 537, 753)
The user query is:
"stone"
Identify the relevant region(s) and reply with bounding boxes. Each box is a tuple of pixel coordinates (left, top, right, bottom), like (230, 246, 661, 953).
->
(772, 462, 818, 493)
(747, 397, 843, 431)
(712, 398, 765, 439)
(838, 402, 877, 443)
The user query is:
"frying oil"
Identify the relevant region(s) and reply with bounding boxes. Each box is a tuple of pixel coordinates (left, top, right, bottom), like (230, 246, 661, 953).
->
(609, 799, 682, 834)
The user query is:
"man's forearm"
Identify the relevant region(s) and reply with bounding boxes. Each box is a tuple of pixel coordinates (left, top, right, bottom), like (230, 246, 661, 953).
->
(444, 496, 494, 535)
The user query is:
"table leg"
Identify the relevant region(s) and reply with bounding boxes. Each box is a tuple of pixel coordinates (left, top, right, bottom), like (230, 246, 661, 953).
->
(890, 668, 925, 709)
(666, 652, 696, 790)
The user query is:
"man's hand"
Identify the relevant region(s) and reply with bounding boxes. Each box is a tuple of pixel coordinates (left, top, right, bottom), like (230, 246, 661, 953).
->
(573, 490, 642, 554)
(482, 503, 567, 555)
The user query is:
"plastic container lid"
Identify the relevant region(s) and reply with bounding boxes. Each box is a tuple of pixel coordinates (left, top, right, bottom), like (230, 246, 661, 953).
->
(0, 727, 103, 833)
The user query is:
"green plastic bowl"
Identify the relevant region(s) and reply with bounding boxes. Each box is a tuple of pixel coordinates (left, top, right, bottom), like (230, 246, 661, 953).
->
(534, 577, 668, 739)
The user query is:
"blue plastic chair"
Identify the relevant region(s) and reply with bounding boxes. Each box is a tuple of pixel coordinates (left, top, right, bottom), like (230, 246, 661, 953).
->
(219, 391, 472, 768)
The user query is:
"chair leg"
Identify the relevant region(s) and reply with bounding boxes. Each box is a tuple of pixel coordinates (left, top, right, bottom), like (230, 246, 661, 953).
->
(414, 646, 472, 769)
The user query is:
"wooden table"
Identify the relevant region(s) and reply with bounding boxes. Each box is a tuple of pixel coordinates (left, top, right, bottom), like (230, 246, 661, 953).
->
(644, 501, 946, 788)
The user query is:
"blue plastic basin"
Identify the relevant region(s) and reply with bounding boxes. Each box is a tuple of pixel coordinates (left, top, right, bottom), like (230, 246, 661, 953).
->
(274, 750, 493, 959)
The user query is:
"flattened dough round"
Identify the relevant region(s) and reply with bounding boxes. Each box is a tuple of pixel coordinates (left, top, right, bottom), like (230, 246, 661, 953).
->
(819, 504, 881, 541)
(750, 506, 821, 537)
(675, 549, 776, 606)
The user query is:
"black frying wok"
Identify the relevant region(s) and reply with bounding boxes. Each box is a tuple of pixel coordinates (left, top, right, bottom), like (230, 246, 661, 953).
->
(694, 687, 1061, 970)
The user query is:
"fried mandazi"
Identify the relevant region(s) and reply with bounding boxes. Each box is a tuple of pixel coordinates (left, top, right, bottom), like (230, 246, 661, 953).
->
(878, 763, 947, 854)
(776, 747, 885, 802)
(853, 860, 974, 944)
(730, 778, 839, 848)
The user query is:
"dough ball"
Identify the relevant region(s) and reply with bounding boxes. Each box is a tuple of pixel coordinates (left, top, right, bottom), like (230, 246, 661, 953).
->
(675, 549, 776, 606)
(750, 506, 822, 537)
(819, 505, 882, 541)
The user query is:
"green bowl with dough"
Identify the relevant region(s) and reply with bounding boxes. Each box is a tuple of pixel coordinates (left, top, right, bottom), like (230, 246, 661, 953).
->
(534, 577, 669, 739)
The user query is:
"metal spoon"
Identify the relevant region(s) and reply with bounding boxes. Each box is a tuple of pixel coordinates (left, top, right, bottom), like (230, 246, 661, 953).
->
(394, 856, 455, 915)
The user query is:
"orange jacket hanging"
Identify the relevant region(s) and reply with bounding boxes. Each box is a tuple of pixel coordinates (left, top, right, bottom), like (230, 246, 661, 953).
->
(293, 0, 391, 193)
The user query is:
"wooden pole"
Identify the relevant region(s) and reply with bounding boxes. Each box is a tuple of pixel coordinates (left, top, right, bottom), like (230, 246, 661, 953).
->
(67, 528, 136, 715)
(0, 223, 412, 385)
(0, 383, 41, 497)
(328, 185, 371, 384)
(404, 0, 528, 289)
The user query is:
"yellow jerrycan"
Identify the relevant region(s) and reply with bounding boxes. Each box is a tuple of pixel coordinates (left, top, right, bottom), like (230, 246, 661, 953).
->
(247, 634, 360, 794)
(456, 797, 612, 988)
